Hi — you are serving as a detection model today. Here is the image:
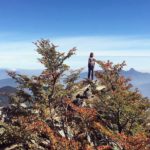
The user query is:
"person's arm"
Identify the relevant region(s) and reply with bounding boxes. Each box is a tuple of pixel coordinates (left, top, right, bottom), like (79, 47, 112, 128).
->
(93, 58, 96, 64)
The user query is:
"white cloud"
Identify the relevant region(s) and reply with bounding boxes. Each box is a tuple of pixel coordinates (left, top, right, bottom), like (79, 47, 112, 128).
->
(0, 41, 42, 69)
(52, 36, 150, 56)
(0, 36, 150, 70)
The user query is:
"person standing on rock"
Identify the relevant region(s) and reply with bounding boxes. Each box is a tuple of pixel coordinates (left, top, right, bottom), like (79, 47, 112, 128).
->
(88, 52, 96, 80)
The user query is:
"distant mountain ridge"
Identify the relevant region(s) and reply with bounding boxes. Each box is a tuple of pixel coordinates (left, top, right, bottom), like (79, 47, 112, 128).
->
(0, 69, 42, 88)
(121, 68, 150, 85)
(0, 68, 150, 98)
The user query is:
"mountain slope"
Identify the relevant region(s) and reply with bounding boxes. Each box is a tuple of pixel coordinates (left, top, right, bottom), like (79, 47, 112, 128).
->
(0, 86, 17, 106)
(0, 78, 17, 88)
(137, 83, 150, 98)
(0, 86, 17, 93)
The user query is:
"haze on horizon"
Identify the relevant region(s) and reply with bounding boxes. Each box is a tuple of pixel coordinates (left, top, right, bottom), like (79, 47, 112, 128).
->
(0, 0, 150, 72)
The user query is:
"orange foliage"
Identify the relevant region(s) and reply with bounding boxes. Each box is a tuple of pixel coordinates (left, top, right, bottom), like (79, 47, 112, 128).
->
(97, 145, 112, 150)
(65, 98, 97, 120)
(26, 120, 80, 150)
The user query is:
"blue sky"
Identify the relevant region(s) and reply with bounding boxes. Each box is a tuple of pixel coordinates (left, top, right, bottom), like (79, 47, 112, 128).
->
(0, 0, 150, 72)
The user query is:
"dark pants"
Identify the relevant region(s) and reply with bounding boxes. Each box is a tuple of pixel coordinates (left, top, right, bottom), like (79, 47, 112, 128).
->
(88, 65, 94, 80)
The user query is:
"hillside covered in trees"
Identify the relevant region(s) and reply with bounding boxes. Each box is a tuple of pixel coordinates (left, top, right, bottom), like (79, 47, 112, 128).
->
(0, 40, 150, 150)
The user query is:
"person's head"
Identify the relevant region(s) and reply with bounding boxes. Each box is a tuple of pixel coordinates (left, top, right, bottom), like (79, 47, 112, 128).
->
(76, 94, 80, 98)
(86, 88, 89, 91)
(90, 52, 94, 58)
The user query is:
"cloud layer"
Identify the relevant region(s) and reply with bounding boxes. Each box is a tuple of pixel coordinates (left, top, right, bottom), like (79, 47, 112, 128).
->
(0, 36, 150, 71)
